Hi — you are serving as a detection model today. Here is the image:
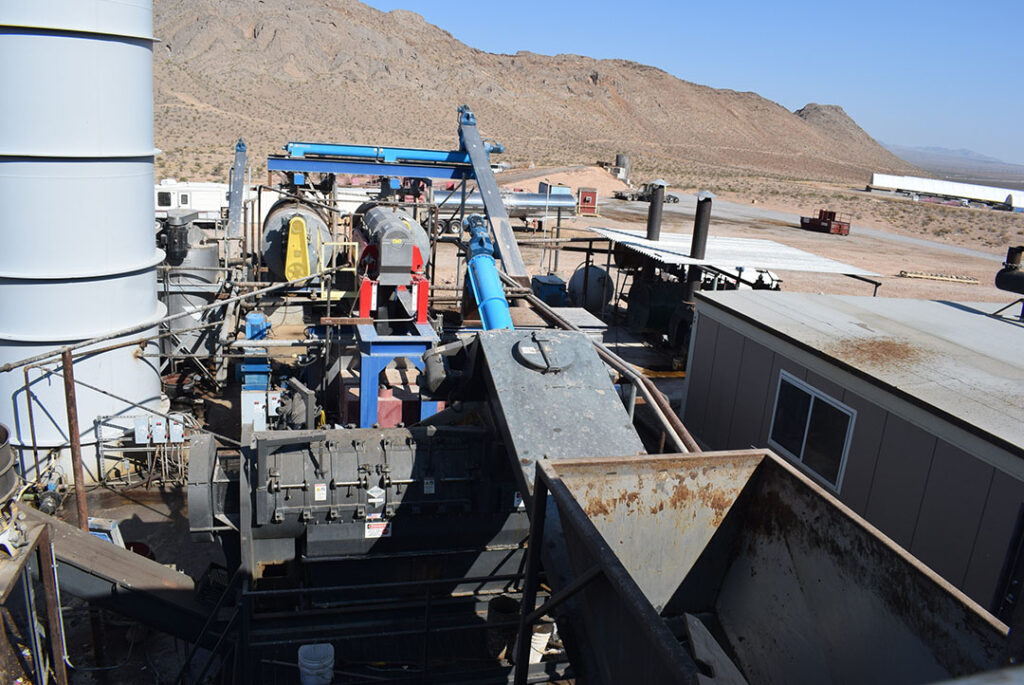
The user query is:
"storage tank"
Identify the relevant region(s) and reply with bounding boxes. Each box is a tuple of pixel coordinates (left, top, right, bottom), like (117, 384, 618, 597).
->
(615, 153, 631, 183)
(164, 237, 220, 356)
(568, 265, 614, 314)
(0, 0, 163, 479)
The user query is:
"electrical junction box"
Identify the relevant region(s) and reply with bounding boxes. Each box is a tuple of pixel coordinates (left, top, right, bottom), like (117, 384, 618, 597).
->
(531, 274, 567, 307)
(169, 417, 185, 444)
(242, 389, 282, 431)
(152, 417, 167, 443)
(134, 416, 150, 444)
(134, 414, 188, 444)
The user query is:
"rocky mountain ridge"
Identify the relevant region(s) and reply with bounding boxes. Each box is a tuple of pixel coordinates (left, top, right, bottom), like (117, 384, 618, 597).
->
(153, 0, 919, 184)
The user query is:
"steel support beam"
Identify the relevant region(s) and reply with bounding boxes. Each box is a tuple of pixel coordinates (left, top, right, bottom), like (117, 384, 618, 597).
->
(457, 106, 529, 284)
(267, 156, 473, 180)
(226, 138, 247, 260)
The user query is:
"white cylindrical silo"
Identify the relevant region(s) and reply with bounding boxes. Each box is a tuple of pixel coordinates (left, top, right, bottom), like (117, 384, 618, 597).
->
(0, 0, 163, 479)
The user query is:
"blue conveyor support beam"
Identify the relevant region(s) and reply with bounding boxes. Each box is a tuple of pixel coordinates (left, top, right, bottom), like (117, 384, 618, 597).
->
(267, 156, 473, 180)
(284, 142, 500, 164)
(465, 216, 514, 331)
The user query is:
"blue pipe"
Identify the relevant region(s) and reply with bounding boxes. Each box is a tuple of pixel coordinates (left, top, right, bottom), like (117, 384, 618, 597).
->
(284, 142, 470, 164)
(284, 141, 502, 164)
(465, 216, 514, 331)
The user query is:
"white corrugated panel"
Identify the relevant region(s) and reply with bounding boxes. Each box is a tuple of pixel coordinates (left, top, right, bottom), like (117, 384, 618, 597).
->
(587, 227, 877, 275)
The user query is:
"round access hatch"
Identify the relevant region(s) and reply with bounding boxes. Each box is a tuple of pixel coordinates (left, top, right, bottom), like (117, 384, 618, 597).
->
(513, 334, 575, 372)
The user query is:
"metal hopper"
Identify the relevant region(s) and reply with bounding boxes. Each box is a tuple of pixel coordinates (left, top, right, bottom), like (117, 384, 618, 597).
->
(515, 450, 1010, 685)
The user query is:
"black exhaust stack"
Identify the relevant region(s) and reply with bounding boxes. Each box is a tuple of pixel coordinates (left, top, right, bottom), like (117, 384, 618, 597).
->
(684, 192, 713, 302)
(645, 181, 666, 241)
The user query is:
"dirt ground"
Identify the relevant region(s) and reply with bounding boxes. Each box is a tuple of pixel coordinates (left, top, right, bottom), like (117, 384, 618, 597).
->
(494, 166, 1017, 305)
(499, 165, 629, 198)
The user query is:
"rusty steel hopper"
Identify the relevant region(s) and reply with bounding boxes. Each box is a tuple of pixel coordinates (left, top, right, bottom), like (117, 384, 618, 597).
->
(515, 450, 1009, 685)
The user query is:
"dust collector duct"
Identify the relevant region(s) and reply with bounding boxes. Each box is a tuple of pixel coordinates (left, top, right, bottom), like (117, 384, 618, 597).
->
(0, 0, 163, 469)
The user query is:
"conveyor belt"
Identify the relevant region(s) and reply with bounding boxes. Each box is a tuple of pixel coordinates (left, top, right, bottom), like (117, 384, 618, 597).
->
(23, 506, 212, 643)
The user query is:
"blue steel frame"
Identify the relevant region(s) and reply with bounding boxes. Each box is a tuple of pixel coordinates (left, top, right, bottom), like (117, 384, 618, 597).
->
(267, 135, 500, 179)
(355, 324, 439, 428)
(267, 156, 474, 180)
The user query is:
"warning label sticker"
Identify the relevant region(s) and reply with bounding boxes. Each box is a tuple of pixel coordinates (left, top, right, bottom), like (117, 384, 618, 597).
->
(314, 483, 327, 501)
(364, 520, 391, 539)
(367, 485, 386, 506)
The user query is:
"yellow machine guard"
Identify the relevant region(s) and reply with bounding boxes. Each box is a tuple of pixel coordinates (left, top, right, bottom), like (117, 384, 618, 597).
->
(284, 215, 311, 280)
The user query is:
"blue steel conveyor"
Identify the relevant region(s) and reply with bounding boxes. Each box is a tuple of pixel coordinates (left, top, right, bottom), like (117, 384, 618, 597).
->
(267, 105, 529, 283)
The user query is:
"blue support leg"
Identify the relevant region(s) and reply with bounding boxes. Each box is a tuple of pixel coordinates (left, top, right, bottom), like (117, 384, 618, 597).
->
(356, 325, 439, 428)
(359, 352, 385, 428)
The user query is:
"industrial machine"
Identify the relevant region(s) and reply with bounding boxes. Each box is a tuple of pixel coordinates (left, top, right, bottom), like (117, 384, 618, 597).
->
(188, 319, 645, 679)
(614, 181, 680, 203)
(353, 205, 431, 328)
(996, 245, 1024, 295)
(611, 192, 779, 351)
(2, 17, 1017, 681)
(169, 104, 667, 681)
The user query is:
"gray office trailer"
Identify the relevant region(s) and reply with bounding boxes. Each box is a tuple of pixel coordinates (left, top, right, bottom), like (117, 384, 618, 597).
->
(682, 291, 1024, 617)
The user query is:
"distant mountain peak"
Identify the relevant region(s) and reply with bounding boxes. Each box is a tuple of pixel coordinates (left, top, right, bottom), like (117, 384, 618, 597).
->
(881, 143, 1024, 187)
(794, 103, 847, 117)
(885, 144, 1005, 164)
(152, 0, 919, 183)
(793, 103, 878, 148)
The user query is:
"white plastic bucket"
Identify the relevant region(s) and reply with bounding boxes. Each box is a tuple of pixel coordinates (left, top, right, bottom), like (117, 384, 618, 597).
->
(297, 643, 334, 685)
(512, 623, 554, 665)
(529, 625, 552, 664)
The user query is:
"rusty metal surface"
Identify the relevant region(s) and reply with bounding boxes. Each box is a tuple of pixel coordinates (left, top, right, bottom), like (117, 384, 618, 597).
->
(61, 350, 89, 530)
(541, 450, 1009, 685)
(558, 453, 759, 614)
(540, 457, 706, 685)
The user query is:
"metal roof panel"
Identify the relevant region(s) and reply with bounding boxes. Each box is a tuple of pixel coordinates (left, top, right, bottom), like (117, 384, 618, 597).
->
(587, 226, 876, 275)
(696, 291, 1024, 455)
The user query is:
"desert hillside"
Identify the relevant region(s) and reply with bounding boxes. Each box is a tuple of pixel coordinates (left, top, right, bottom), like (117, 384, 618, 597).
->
(153, 0, 918, 185)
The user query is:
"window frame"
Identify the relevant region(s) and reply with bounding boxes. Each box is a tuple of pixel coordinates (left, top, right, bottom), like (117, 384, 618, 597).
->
(767, 370, 856, 492)
(157, 191, 172, 208)
(179, 193, 190, 206)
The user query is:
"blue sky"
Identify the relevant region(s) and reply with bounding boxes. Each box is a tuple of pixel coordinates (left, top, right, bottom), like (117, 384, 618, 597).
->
(364, 0, 1024, 165)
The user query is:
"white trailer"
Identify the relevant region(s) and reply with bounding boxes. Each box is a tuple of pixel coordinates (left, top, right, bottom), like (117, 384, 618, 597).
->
(156, 180, 285, 231)
(155, 179, 229, 224)
(870, 173, 1024, 209)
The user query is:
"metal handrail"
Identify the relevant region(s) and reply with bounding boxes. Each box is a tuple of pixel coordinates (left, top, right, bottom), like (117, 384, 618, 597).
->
(173, 567, 244, 685)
